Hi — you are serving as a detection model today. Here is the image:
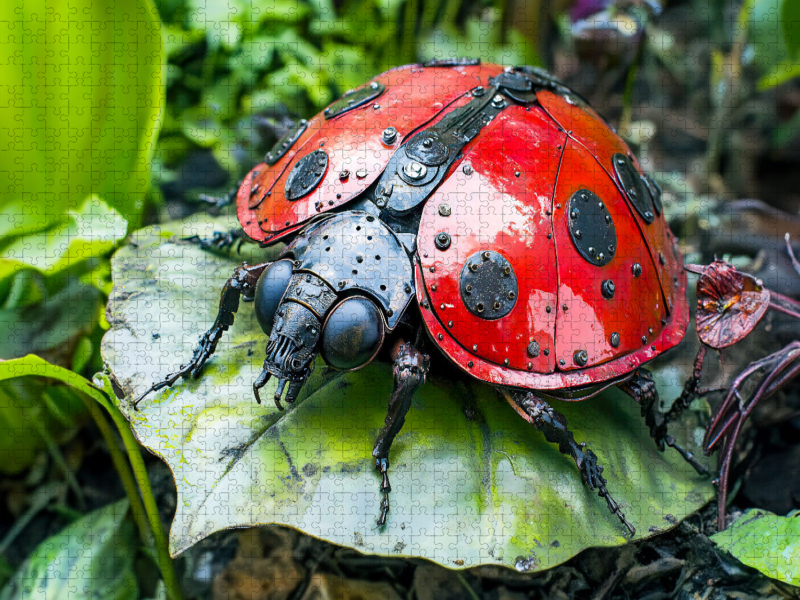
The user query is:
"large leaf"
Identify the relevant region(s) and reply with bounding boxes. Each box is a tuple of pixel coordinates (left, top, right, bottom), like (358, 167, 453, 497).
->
(711, 509, 800, 587)
(0, 0, 164, 233)
(101, 215, 712, 570)
(0, 499, 138, 600)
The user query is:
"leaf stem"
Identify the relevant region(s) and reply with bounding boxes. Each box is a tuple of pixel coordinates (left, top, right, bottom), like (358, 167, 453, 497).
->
(105, 399, 184, 600)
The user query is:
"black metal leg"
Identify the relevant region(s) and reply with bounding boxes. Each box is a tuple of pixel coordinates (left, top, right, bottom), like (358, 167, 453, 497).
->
(372, 341, 430, 526)
(133, 261, 270, 409)
(198, 186, 239, 212)
(183, 227, 248, 253)
(503, 390, 636, 536)
(619, 368, 708, 475)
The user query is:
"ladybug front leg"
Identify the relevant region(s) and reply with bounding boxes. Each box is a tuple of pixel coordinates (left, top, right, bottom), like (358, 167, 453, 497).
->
(619, 368, 709, 476)
(502, 389, 636, 536)
(183, 228, 248, 253)
(372, 340, 430, 527)
(133, 261, 271, 410)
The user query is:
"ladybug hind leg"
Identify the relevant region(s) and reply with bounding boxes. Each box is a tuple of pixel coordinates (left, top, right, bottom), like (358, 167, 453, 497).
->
(183, 227, 248, 254)
(619, 366, 709, 476)
(372, 341, 430, 526)
(502, 389, 636, 536)
(133, 261, 270, 410)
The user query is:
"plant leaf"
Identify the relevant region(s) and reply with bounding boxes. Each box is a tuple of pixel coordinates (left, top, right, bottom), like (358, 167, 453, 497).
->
(0, 499, 138, 600)
(711, 509, 800, 586)
(100, 215, 713, 570)
(0, 0, 164, 232)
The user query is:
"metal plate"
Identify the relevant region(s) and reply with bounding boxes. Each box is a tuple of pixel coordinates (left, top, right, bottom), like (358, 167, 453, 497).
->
(642, 173, 663, 216)
(264, 119, 308, 165)
(613, 153, 654, 224)
(324, 81, 385, 120)
(567, 189, 617, 267)
(285, 150, 329, 201)
(283, 211, 414, 328)
(405, 131, 450, 166)
(460, 251, 518, 320)
(422, 57, 481, 67)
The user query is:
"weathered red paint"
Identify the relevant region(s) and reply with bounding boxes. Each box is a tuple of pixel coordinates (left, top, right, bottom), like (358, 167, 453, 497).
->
(237, 62, 690, 393)
(238, 63, 505, 245)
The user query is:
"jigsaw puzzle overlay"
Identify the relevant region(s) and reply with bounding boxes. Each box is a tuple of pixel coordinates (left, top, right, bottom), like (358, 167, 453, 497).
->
(2, 0, 799, 596)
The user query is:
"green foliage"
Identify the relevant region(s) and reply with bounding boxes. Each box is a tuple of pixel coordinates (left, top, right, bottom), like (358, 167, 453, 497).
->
(0, 500, 138, 600)
(744, 0, 800, 89)
(100, 215, 713, 568)
(712, 509, 800, 587)
(0, 0, 164, 232)
(151, 0, 540, 185)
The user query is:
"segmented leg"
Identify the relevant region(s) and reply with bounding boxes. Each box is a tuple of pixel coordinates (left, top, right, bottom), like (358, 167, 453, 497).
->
(133, 261, 270, 409)
(619, 368, 708, 475)
(703, 341, 800, 529)
(502, 390, 636, 536)
(183, 228, 247, 253)
(372, 341, 430, 526)
(198, 186, 238, 212)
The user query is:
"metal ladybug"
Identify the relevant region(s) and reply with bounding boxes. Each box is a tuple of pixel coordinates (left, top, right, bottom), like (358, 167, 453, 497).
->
(137, 59, 708, 534)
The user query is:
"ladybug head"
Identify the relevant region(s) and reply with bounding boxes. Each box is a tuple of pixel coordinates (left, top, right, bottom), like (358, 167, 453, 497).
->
(251, 257, 387, 409)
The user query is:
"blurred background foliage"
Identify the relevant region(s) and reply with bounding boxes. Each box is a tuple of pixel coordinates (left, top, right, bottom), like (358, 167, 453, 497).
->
(0, 0, 799, 596)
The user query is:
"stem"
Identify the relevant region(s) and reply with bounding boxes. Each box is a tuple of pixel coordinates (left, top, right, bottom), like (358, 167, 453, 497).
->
(106, 401, 184, 600)
(79, 394, 151, 546)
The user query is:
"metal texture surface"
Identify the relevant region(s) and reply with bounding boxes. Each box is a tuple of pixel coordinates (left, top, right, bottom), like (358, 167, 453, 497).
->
(285, 150, 329, 201)
(567, 189, 617, 267)
(536, 89, 680, 313)
(281, 272, 338, 318)
(417, 104, 565, 374)
(552, 141, 667, 370)
(613, 153, 654, 224)
(282, 212, 413, 328)
(377, 86, 507, 215)
(459, 251, 518, 319)
(265, 119, 308, 165)
(422, 57, 481, 67)
(237, 63, 506, 244)
(324, 81, 385, 119)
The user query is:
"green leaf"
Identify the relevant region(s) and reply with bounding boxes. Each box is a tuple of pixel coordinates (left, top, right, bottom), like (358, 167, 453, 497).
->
(1, 196, 128, 277)
(0, 499, 138, 600)
(780, 0, 800, 57)
(711, 509, 800, 586)
(100, 216, 713, 568)
(0, 0, 164, 232)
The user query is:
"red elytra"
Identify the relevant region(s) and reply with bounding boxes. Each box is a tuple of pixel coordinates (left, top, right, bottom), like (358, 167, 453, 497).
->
(237, 62, 689, 393)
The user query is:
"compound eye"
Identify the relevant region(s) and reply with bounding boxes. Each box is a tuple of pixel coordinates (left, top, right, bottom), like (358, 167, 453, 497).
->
(254, 259, 293, 334)
(321, 296, 385, 371)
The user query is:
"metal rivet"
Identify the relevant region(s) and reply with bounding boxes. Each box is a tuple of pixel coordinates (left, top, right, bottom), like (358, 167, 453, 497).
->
(438, 333, 443, 340)
(514, 171, 521, 177)
(574, 350, 588, 367)
(601, 279, 615, 299)
(438, 204, 452, 217)
(463, 165, 473, 175)
(404, 161, 427, 180)
(527, 362, 533, 370)
(632, 263, 643, 277)
(429, 266, 435, 273)
(431, 284, 437, 291)
(448, 321, 453, 327)
(574, 230, 582, 239)
(382, 127, 398, 144)
(547, 233, 552, 240)
(435, 232, 451, 250)
(503, 358, 509, 366)
(440, 304, 445, 310)
(373, 104, 381, 110)
(651, 345, 657, 351)
(544, 349, 550, 356)
(562, 304, 568, 311)
(556, 204, 561, 209)
(527, 341, 540, 358)
(339, 170, 350, 180)
(356, 169, 368, 179)
(648, 327, 653, 335)
(468, 361, 474, 368)
(641, 336, 647, 344)
(370, 82, 379, 89)
(546, 305, 552, 313)
(610, 332, 620, 348)
(472, 344, 478, 351)
(559, 359, 566, 366)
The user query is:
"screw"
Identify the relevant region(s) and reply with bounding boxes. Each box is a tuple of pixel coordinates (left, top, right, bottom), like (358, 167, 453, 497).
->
(382, 127, 398, 144)
(632, 263, 643, 277)
(463, 165, 473, 176)
(438, 204, 452, 217)
(601, 280, 615, 299)
(403, 161, 427, 180)
(610, 332, 620, 348)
